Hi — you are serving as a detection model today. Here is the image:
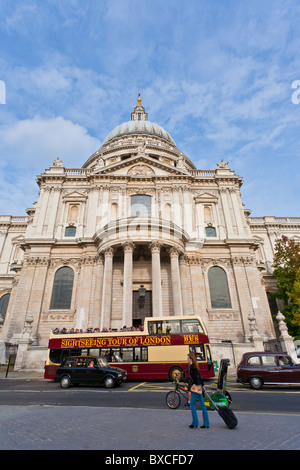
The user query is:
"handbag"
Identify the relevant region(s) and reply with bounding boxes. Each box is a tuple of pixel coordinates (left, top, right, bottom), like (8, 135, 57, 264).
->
(191, 384, 202, 394)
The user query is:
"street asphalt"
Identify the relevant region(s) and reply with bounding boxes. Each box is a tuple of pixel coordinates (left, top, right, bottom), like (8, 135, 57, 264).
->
(0, 369, 299, 451)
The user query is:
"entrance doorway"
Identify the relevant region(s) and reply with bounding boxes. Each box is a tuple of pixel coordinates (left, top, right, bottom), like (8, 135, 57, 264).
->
(132, 290, 152, 328)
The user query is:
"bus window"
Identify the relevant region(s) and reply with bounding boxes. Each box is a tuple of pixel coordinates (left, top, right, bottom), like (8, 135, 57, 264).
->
(134, 347, 148, 362)
(181, 319, 204, 334)
(50, 348, 83, 364)
(89, 348, 101, 358)
(148, 321, 162, 334)
(122, 348, 134, 362)
(111, 348, 121, 362)
(101, 348, 112, 361)
(189, 344, 205, 361)
(205, 345, 213, 369)
(50, 349, 62, 364)
(148, 320, 181, 334)
(164, 320, 180, 334)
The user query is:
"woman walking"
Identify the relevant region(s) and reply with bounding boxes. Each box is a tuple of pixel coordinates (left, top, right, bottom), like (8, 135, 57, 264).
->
(187, 353, 210, 429)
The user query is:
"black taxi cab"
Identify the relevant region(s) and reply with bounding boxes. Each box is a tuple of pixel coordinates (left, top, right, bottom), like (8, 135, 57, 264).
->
(54, 355, 127, 388)
(237, 351, 300, 389)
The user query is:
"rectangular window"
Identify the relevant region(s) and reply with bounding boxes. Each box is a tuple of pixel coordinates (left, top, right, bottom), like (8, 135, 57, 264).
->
(247, 356, 261, 365)
(148, 319, 203, 335)
(131, 195, 151, 217)
(189, 344, 205, 361)
(205, 227, 216, 237)
(134, 347, 148, 361)
(262, 356, 277, 366)
(181, 319, 204, 334)
(65, 226, 76, 237)
(122, 348, 134, 362)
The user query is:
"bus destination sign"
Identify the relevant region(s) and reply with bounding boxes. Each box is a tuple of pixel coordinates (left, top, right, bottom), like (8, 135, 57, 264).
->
(57, 334, 200, 349)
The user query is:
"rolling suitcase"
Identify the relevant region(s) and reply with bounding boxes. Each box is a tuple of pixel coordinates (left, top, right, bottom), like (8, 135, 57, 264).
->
(206, 393, 238, 429)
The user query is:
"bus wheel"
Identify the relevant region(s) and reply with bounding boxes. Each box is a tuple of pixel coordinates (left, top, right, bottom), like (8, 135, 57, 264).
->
(104, 376, 115, 389)
(60, 375, 71, 389)
(169, 366, 183, 382)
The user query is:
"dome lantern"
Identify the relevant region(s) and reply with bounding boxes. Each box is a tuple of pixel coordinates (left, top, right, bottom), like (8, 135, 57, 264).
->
(131, 92, 148, 121)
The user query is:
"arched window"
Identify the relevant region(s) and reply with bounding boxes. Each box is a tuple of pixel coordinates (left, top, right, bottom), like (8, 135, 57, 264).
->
(131, 195, 151, 217)
(0, 293, 10, 325)
(208, 266, 231, 309)
(50, 267, 74, 310)
(65, 226, 76, 237)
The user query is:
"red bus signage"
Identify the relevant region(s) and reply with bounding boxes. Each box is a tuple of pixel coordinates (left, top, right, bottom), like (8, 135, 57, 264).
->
(183, 334, 199, 345)
(58, 334, 177, 349)
(51, 333, 201, 350)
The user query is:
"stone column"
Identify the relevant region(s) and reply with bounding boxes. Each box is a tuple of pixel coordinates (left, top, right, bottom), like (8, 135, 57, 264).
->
(149, 241, 163, 317)
(179, 255, 192, 315)
(100, 247, 114, 330)
(93, 254, 104, 330)
(122, 241, 135, 328)
(169, 247, 183, 316)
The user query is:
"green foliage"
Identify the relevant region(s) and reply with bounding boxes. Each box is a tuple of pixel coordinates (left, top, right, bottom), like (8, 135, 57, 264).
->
(272, 236, 300, 339)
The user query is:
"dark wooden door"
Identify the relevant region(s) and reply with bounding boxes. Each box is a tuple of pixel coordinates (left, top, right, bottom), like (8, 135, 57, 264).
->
(132, 291, 152, 328)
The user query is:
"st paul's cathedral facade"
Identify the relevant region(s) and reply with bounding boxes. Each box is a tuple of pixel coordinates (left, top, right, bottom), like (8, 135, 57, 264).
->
(0, 95, 299, 369)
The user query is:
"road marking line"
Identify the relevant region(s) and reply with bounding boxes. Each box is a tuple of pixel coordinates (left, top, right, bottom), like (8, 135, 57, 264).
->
(127, 382, 148, 391)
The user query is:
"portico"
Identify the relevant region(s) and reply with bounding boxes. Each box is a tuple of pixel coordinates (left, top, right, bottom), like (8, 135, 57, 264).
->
(98, 236, 186, 331)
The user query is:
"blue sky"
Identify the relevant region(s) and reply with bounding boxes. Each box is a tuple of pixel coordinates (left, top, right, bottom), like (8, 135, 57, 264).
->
(0, 0, 299, 216)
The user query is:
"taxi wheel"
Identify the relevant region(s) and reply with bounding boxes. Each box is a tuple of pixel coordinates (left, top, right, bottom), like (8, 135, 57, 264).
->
(104, 376, 115, 389)
(60, 375, 71, 389)
(249, 377, 263, 390)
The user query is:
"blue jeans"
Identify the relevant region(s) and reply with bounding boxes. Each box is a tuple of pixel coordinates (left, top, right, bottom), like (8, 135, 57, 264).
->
(190, 389, 210, 427)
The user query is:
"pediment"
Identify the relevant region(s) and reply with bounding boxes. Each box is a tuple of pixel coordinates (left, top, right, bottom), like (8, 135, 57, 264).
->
(92, 154, 190, 177)
(11, 234, 25, 244)
(194, 192, 218, 203)
(62, 190, 88, 201)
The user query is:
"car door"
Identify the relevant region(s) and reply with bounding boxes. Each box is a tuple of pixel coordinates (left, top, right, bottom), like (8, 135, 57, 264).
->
(85, 358, 103, 384)
(72, 358, 89, 383)
(261, 355, 281, 383)
(277, 355, 300, 384)
(243, 355, 263, 382)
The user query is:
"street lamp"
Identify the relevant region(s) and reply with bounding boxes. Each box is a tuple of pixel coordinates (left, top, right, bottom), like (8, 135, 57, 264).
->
(138, 285, 146, 298)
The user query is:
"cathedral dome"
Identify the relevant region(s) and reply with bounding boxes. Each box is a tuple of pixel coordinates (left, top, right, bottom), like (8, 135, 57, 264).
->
(102, 93, 176, 147)
(103, 119, 176, 146)
(83, 94, 181, 169)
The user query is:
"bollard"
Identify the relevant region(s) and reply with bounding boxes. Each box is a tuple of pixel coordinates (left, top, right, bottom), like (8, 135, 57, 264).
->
(5, 357, 11, 378)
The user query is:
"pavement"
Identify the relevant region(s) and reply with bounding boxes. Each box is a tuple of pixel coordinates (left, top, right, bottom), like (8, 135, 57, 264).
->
(0, 368, 299, 451)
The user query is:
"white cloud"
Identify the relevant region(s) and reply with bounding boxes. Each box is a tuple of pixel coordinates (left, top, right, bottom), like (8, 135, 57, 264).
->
(0, 115, 100, 168)
(0, 116, 100, 214)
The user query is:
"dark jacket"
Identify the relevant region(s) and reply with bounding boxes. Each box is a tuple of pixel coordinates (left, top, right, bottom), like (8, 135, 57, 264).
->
(189, 364, 204, 387)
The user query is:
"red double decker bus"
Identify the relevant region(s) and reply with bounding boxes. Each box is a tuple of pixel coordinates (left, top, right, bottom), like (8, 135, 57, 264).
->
(44, 315, 215, 381)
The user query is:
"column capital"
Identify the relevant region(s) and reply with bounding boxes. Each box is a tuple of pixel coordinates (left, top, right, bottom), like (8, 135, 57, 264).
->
(122, 241, 135, 253)
(169, 246, 182, 258)
(102, 246, 114, 258)
(149, 241, 162, 253)
(179, 254, 189, 265)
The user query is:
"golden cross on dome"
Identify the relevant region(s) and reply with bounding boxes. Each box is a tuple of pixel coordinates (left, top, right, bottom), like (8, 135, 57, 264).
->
(137, 92, 142, 104)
